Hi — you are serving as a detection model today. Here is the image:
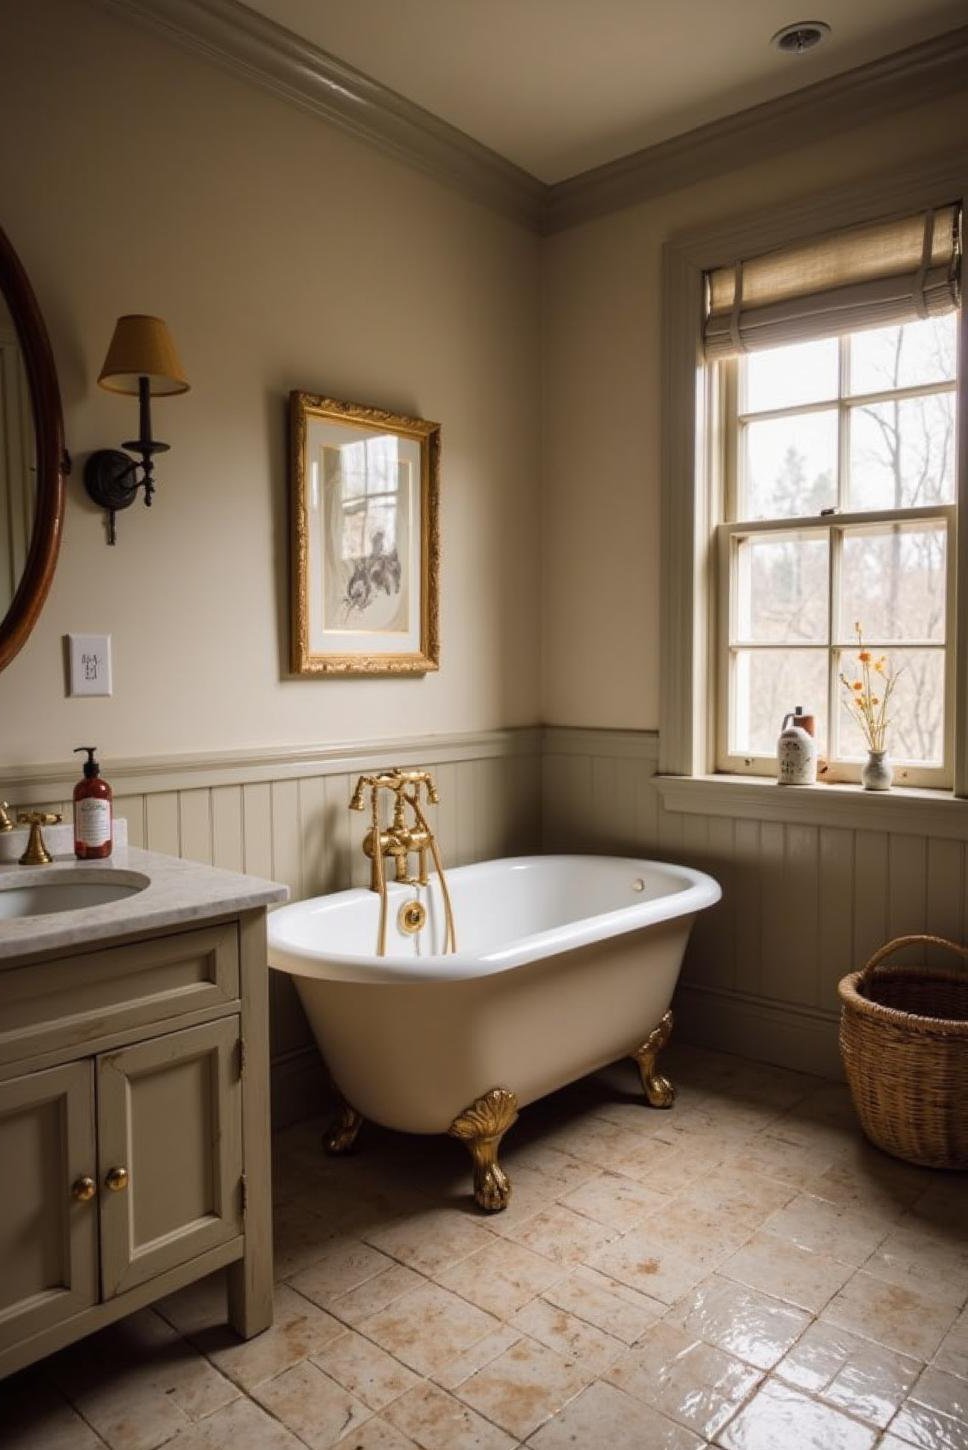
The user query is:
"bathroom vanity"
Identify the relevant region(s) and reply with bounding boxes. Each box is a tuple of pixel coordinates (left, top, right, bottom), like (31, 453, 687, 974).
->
(0, 844, 287, 1379)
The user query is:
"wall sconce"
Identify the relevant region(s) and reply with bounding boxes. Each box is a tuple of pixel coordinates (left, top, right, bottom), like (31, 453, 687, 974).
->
(84, 315, 189, 544)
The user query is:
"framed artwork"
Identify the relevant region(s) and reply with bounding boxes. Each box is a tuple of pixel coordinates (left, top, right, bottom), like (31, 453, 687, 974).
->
(289, 393, 440, 675)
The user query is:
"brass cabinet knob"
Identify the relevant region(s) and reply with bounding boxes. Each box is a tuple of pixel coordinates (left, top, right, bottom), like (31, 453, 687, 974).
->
(71, 1175, 97, 1202)
(105, 1166, 129, 1192)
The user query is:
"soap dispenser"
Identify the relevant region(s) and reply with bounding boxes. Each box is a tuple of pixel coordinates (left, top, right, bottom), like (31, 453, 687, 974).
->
(73, 746, 113, 858)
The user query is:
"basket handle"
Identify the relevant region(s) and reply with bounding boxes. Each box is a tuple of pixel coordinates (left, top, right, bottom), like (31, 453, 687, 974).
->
(860, 934, 968, 988)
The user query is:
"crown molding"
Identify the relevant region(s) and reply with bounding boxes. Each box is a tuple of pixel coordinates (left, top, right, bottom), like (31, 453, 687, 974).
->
(88, 0, 967, 236)
(544, 25, 968, 232)
(88, 0, 546, 230)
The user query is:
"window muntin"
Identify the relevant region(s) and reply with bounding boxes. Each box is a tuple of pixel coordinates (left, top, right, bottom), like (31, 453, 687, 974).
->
(719, 313, 958, 786)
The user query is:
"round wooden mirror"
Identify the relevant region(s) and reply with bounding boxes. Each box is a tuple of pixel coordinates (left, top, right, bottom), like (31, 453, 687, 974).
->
(0, 225, 66, 673)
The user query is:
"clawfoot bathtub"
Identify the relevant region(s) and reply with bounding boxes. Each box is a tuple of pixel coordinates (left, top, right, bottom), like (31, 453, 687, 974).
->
(268, 855, 721, 1210)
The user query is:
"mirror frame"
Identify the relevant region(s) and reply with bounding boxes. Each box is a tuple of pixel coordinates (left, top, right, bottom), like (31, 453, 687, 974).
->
(0, 225, 67, 673)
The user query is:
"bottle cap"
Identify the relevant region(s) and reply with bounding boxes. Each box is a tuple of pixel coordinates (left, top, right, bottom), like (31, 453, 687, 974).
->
(73, 746, 101, 779)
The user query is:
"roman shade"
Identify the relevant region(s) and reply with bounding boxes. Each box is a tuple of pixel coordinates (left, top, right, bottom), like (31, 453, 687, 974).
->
(704, 203, 961, 360)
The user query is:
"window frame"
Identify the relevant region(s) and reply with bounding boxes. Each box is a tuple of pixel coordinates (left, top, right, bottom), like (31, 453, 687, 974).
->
(658, 153, 968, 796)
(715, 338, 958, 787)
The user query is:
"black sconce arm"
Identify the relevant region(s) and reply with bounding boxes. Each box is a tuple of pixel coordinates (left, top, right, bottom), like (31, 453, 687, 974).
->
(84, 376, 170, 544)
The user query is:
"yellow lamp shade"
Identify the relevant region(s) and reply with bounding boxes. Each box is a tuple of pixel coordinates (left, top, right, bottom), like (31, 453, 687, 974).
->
(97, 315, 190, 396)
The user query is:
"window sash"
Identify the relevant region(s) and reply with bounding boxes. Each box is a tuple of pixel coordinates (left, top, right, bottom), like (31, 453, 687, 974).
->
(716, 504, 956, 787)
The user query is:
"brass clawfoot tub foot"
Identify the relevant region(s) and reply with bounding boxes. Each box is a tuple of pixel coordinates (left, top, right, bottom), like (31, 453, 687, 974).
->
(448, 1088, 519, 1212)
(631, 1009, 676, 1108)
(325, 1094, 364, 1154)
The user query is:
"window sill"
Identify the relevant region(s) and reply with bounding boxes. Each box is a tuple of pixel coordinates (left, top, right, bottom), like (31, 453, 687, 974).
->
(653, 773, 968, 839)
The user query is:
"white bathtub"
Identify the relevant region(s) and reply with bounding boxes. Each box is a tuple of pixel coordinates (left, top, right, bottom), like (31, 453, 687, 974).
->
(268, 855, 721, 1137)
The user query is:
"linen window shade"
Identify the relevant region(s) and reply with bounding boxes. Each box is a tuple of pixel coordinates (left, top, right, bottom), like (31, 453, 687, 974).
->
(704, 203, 961, 360)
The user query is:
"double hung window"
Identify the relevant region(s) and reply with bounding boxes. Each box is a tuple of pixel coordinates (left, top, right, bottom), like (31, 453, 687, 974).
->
(706, 206, 962, 786)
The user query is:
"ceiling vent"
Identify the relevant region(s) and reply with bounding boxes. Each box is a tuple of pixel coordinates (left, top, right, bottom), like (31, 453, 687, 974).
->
(771, 21, 832, 55)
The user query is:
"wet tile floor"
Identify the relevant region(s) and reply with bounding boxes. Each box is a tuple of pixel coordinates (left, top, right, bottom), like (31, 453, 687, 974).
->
(4, 1043, 967, 1449)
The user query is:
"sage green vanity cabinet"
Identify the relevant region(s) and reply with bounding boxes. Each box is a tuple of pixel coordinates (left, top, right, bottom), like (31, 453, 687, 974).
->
(0, 897, 279, 1380)
(0, 1059, 98, 1351)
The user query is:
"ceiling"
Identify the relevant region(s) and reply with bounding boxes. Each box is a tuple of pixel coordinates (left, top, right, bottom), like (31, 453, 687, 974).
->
(244, 0, 966, 183)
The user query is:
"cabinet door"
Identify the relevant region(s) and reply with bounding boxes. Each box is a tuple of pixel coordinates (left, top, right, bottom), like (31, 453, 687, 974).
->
(97, 1017, 243, 1299)
(0, 1060, 98, 1352)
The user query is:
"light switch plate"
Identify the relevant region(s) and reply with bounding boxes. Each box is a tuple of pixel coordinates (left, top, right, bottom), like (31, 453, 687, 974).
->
(68, 633, 113, 696)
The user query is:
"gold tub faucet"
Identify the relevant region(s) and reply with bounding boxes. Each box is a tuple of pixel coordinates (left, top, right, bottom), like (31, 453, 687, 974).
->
(349, 769, 455, 956)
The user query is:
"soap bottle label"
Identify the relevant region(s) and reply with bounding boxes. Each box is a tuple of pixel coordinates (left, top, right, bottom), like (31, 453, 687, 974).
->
(76, 797, 111, 847)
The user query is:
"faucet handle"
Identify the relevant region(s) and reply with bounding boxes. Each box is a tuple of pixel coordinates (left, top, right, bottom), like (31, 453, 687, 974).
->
(0, 801, 14, 832)
(16, 812, 62, 867)
(424, 773, 440, 804)
(349, 777, 369, 812)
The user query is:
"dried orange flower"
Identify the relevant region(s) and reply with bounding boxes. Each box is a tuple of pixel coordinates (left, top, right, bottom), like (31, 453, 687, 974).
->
(839, 624, 902, 754)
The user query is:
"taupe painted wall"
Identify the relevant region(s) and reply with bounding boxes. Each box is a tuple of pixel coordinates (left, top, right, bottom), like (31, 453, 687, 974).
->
(540, 90, 968, 728)
(0, 0, 542, 766)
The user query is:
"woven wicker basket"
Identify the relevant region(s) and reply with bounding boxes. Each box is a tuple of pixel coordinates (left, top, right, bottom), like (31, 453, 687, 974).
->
(838, 934, 968, 1170)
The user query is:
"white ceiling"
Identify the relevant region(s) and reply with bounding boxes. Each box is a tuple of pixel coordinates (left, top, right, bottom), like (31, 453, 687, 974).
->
(244, 0, 966, 183)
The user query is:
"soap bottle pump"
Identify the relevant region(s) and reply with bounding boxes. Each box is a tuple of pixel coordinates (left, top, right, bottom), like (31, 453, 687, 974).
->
(73, 746, 113, 859)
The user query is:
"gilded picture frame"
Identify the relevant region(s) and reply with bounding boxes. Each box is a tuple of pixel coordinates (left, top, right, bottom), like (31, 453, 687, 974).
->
(290, 392, 440, 676)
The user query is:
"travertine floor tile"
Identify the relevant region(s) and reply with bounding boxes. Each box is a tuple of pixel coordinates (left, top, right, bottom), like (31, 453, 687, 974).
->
(541, 1265, 665, 1344)
(436, 1236, 564, 1317)
(0, 1373, 105, 1450)
(168, 1395, 306, 1449)
(820, 1270, 959, 1361)
(774, 1319, 920, 1428)
(511, 1296, 626, 1375)
(363, 1208, 494, 1277)
(325, 1264, 427, 1328)
(384, 1382, 516, 1450)
(671, 1164, 796, 1229)
(312, 1329, 421, 1410)
(192, 1285, 345, 1390)
(605, 1320, 761, 1439)
(761, 1192, 893, 1266)
(455, 1335, 589, 1439)
(558, 1169, 670, 1231)
(588, 1216, 732, 1305)
(730, 1133, 836, 1192)
(719, 1231, 853, 1313)
(10, 1048, 964, 1450)
(935, 1307, 968, 1381)
(251, 1360, 371, 1448)
(500, 1201, 617, 1265)
(666, 1277, 810, 1370)
(332, 1415, 420, 1449)
(864, 1224, 968, 1308)
(890, 1365, 968, 1448)
(717, 1376, 878, 1450)
(358, 1282, 502, 1377)
(528, 1379, 704, 1449)
(287, 1239, 402, 1308)
(431, 1326, 522, 1391)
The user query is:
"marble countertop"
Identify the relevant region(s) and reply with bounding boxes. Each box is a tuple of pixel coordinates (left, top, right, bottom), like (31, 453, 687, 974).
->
(0, 846, 288, 964)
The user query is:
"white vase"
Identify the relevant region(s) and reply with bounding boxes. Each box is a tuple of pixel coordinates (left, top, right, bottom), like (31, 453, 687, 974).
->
(861, 750, 893, 791)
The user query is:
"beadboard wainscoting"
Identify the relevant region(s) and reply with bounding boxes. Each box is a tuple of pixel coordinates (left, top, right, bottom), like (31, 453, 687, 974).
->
(542, 726, 968, 1079)
(1, 729, 542, 1125)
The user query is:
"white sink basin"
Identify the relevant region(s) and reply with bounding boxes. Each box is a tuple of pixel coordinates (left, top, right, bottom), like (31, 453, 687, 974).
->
(0, 871, 151, 920)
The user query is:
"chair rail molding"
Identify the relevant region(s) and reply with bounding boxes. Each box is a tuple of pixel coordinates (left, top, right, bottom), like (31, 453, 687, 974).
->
(86, 0, 968, 235)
